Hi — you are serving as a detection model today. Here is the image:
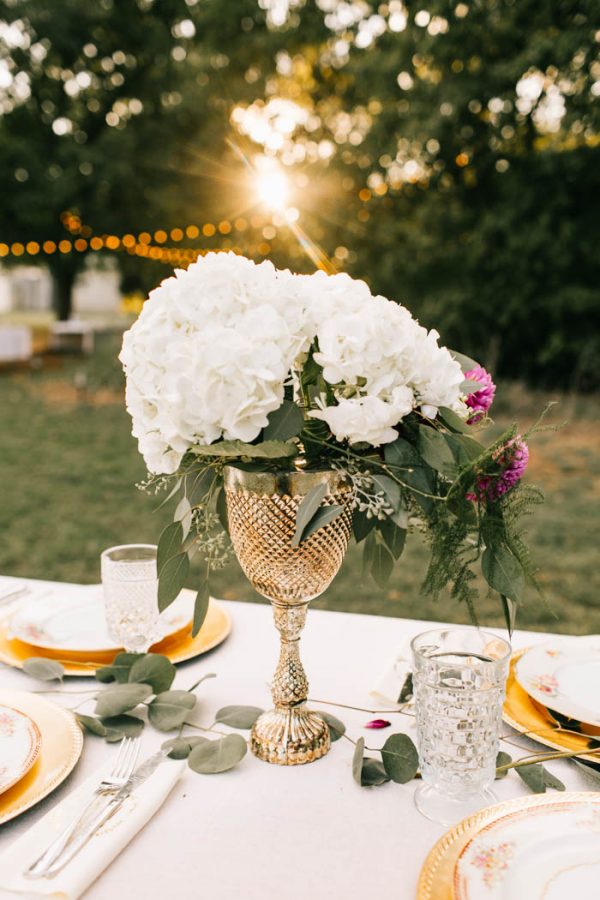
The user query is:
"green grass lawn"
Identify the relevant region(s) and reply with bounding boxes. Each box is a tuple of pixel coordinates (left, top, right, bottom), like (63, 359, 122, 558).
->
(1, 333, 598, 634)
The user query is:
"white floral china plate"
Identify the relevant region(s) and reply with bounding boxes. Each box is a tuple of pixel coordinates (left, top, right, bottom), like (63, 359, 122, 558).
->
(515, 636, 600, 727)
(454, 795, 600, 899)
(7, 584, 194, 654)
(0, 705, 42, 795)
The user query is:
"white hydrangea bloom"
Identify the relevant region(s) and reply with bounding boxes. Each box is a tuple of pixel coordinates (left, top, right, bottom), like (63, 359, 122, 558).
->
(302, 270, 465, 441)
(120, 253, 314, 474)
(120, 255, 466, 472)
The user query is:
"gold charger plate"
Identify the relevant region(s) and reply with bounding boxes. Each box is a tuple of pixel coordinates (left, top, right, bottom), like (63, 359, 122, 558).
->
(0, 598, 232, 676)
(416, 792, 598, 900)
(0, 689, 83, 825)
(503, 649, 600, 765)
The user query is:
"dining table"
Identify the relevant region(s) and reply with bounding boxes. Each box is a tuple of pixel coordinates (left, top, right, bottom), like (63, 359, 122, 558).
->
(0, 575, 597, 900)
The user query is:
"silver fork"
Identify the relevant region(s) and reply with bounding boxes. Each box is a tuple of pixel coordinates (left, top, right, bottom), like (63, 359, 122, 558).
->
(26, 736, 141, 879)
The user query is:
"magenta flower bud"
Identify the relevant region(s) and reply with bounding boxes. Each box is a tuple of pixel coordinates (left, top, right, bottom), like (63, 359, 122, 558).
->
(467, 437, 529, 503)
(364, 718, 391, 729)
(464, 365, 496, 423)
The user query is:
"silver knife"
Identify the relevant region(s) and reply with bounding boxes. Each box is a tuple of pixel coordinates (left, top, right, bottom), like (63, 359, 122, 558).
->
(31, 750, 169, 879)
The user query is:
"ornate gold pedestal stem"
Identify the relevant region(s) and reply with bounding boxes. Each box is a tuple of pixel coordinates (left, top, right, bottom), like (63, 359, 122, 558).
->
(250, 602, 331, 765)
(223, 465, 353, 766)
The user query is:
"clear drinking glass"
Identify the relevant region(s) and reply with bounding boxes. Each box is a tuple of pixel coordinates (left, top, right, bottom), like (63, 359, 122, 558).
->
(411, 627, 511, 825)
(100, 544, 163, 652)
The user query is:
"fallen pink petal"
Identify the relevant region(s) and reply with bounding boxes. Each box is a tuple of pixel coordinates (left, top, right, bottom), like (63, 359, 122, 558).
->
(365, 719, 391, 729)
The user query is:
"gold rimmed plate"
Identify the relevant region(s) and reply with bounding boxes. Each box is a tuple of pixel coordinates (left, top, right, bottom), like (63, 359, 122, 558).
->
(417, 792, 600, 900)
(7, 585, 196, 656)
(502, 650, 600, 765)
(0, 690, 83, 825)
(0, 705, 41, 795)
(0, 598, 231, 676)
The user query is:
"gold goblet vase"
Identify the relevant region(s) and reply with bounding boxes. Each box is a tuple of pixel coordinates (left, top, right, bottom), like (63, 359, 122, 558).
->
(224, 466, 354, 765)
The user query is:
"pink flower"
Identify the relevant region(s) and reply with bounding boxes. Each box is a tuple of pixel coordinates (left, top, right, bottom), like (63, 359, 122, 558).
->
(467, 437, 529, 503)
(464, 366, 496, 423)
(364, 719, 391, 729)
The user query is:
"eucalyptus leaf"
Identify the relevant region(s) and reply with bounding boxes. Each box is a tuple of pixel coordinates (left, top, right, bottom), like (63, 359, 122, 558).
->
(362, 531, 376, 577)
(461, 378, 484, 393)
(148, 690, 197, 731)
(22, 658, 65, 682)
(155, 476, 182, 511)
(300, 504, 344, 542)
(418, 425, 456, 477)
(572, 760, 600, 784)
(95, 652, 143, 684)
(263, 399, 304, 442)
(100, 714, 144, 739)
(76, 714, 108, 737)
(495, 751, 512, 779)
(128, 654, 176, 693)
(361, 758, 391, 787)
(185, 468, 216, 508)
(378, 519, 406, 560)
(353, 509, 377, 543)
(371, 473, 401, 512)
(188, 733, 247, 773)
(215, 705, 264, 729)
(516, 763, 565, 793)
(161, 738, 195, 760)
(370, 538, 395, 588)
(543, 769, 566, 792)
(384, 438, 435, 513)
(291, 482, 328, 546)
(191, 440, 298, 459)
(216, 487, 229, 533)
(445, 433, 484, 467)
(157, 552, 189, 612)
(438, 406, 470, 435)
(450, 350, 479, 373)
(380, 733, 419, 783)
(162, 736, 209, 758)
(192, 582, 210, 638)
(95, 683, 152, 718)
(174, 495, 192, 524)
(352, 737, 365, 785)
(500, 594, 518, 637)
(390, 505, 409, 529)
(157, 521, 183, 574)
(319, 711, 346, 742)
(482, 544, 525, 604)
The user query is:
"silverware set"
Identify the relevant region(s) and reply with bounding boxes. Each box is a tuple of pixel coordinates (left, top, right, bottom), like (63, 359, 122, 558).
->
(26, 736, 143, 879)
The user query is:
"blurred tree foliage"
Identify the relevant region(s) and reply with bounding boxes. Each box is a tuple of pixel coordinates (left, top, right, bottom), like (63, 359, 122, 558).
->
(0, 0, 597, 388)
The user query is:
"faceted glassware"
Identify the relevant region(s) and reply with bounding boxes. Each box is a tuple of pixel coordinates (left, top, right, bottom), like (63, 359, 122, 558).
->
(411, 627, 511, 824)
(100, 544, 163, 653)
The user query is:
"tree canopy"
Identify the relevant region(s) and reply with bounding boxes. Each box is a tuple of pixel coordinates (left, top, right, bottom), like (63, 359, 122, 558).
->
(0, 0, 597, 386)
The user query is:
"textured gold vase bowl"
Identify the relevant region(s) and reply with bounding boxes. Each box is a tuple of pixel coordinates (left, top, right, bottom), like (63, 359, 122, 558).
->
(224, 466, 353, 765)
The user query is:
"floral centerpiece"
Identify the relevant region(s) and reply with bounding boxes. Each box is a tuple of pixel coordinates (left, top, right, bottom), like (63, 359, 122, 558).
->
(120, 252, 542, 638)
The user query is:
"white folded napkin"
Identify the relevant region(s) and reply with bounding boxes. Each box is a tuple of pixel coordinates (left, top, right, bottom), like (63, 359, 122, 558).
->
(370, 640, 414, 707)
(0, 756, 186, 899)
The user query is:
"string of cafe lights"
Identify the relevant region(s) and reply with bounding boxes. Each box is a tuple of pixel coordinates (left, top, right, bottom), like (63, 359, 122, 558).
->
(0, 210, 284, 266)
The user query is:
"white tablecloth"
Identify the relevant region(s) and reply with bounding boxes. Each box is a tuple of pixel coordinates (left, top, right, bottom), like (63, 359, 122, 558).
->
(0, 576, 596, 899)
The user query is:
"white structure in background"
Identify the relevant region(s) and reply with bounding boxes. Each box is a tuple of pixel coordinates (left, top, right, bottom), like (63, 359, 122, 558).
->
(0, 260, 121, 318)
(0, 261, 122, 361)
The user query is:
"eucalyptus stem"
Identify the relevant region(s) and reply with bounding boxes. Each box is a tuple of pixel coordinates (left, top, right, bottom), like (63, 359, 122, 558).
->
(31, 687, 97, 695)
(497, 746, 600, 773)
(311, 436, 442, 501)
(187, 672, 216, 693)
(183, 720, 228, 737)
(311, 697, 413, 717)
